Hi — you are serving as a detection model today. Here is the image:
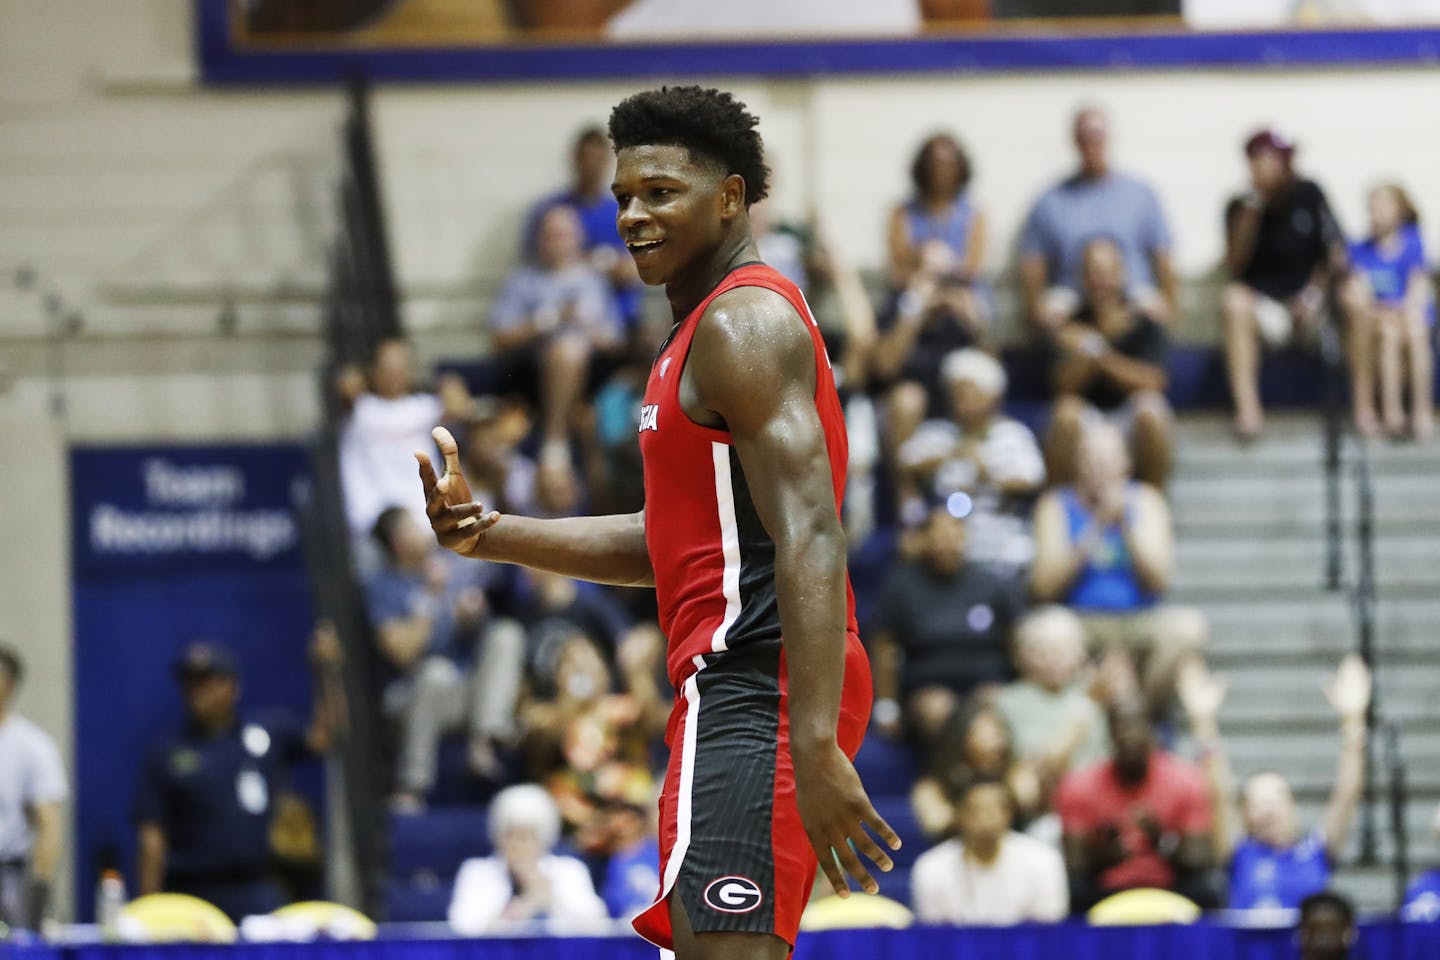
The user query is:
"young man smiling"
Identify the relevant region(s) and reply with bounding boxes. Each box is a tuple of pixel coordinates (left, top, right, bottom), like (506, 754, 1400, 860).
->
(418, 86, 898, 959)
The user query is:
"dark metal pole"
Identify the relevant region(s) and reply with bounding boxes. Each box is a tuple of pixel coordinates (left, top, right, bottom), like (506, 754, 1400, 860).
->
(1385, 722, 1410, 911)
(1354, 450, 1379, 866)
(1319, 318, 1345, 591)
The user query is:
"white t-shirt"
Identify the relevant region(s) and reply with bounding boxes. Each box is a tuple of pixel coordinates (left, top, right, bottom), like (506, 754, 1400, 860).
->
(0, 713, 68, 860)
(448, 854, 609, 936)
(339, 392, 444, 535)
(911, 832, 1068, 925)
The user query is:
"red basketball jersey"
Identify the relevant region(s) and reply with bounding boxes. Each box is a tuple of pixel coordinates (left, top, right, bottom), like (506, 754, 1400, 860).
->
(638, 263, 858, 687)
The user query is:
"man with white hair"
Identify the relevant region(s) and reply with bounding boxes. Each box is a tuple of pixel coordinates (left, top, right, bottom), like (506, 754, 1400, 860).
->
(448, 783, 608, 934)
(996, 606, 1111, 788)
(897, 348, 1045, 570)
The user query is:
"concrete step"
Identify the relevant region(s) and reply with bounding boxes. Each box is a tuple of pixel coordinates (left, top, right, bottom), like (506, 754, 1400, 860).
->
(1171, 580, 1437, 605)
(1174, 536, 1440, 586)
(1168, 472, 1438, 518)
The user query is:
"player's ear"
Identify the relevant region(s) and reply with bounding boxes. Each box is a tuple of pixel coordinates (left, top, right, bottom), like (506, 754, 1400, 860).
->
(719, 173, 746, 221)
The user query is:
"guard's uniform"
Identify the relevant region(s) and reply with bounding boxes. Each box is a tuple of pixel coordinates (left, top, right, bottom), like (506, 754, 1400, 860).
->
(631, 263, 871, 951)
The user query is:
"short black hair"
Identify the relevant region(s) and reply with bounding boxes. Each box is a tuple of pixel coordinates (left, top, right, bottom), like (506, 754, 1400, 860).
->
(1299, 890, 1356, 928)
(910, 133, 972, 198)
(371, 505, 411, 558)
(0, 643, 22, 686)
(608, 86, 771, 206)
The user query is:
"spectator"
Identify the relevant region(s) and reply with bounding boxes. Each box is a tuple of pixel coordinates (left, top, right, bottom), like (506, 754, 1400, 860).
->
(912, 702, 1042, 842)
(896, 348, 1046, 566)
(996, 607, 1110, 795)
(1222, 128, 1347, 440)
(448, 783, 607, 935)
(1342, 182, 1433, 440)
(0, 644, 65, 932)
(887, 133, 987, 294)
(524, 125, 643, 327)
(1030, 419, 1207, 715)
(1046, 235, 1173, 488)
(1056, 695, 1216, 911)
(599, 787, 661, 921)
(1177, 656, 1370, 911)
(366, 507, 526, 809)
(1019, 106, 1178, 332)
(134, 637, 342, 921)
(1402, 805, 1440, 921)
(869, 506, 1021, 744)
(489, 203, 624, 464)
(1296, 890, 1358, 960)
(338, 338, 471, 540)
(461, 400, 538, 518)
(912, 777, 1068, 925)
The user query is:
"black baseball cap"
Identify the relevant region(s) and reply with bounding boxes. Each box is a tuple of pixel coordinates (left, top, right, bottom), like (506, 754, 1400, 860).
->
(174, 640, 240, 682)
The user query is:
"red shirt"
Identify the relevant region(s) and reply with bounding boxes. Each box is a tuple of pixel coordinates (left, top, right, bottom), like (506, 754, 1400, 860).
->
(1054, 751, 1213, 892)
(637, 263, 858, 688)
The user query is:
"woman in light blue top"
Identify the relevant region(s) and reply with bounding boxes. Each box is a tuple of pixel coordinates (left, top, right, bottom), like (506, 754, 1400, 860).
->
(1342, 183, 1432, 440)
(888, 133, 987, 290)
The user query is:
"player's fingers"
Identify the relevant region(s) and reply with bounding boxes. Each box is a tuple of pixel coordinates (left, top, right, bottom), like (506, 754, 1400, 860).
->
(831, 835, 879, 895)
(432, 426, 463, 476)
(415, 451, 439, 494)
(810, 835, 850, 899)
(431, 501, 483, 532)
(862, 807, 903, 852)
(850, 826, 894, 874)
(426, 483, 450, 520)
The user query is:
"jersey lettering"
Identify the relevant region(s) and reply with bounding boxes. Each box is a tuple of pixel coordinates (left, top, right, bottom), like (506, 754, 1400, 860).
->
(638, 404, 660, 433)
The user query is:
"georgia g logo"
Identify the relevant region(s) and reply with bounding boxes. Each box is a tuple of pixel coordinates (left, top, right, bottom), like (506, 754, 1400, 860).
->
(703, 875, 764, 914)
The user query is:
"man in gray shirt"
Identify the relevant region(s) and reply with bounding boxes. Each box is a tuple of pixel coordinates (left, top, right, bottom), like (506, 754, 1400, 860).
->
(1018, 106, 1179, 333)
(0, 643, 67, 932)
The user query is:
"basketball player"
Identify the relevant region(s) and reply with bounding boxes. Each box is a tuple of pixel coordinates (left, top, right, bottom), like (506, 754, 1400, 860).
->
(416, 86, 899, 958)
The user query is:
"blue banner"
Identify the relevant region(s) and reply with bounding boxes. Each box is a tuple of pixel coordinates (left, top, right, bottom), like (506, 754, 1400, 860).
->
(71, 444, 320, 921)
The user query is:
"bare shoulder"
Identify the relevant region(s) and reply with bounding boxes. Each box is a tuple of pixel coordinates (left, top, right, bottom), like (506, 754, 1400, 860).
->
(692, 283, 813, 383)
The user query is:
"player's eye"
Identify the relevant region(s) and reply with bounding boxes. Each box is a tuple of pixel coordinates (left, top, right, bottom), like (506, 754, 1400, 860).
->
(651, 188, 673, 199)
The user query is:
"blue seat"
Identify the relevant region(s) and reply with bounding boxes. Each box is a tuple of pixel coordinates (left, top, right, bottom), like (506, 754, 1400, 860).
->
(389, 807, 491, 881)
(852, 736, 915, 799)
(385, 878, 453, 923)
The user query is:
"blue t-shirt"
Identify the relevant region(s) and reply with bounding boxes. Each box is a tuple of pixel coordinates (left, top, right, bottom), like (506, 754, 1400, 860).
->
(1404, 870, 1440, 921)
(525, 190, 642, 325)
(1058, 485, 1156, 613)
(133, 715, 309, 881)
(1228, 829, 1331, 910)
(904, 194, 977, 265)
(601, 838, 660, 919)
(1349, 226, 1428, 306)
(1018, 171, 1171, 294)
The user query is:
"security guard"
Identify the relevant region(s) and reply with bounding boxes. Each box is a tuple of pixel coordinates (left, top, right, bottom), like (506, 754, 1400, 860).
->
(133, 637, 340, 922)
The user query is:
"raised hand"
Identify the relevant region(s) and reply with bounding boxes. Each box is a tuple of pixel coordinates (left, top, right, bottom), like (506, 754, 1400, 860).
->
(793, 741, 902, 898)
(1323, 654, 1372, 723)
(1177, 658, 1229, 727)
(415, 426, 501, 556)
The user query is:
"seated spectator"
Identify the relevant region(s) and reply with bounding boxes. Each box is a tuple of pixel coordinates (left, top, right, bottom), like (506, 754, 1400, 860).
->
(1296, 890, 1358, 960)
(897, 348, 1046, 567)
(524, 125, 644, 327)
(912, 777, 1068, 925)
(366, 507, 526, 809)
(1342, 182, 1433, 440)
(135, 637, 342, 921)
(1031, 419, 1207, 715)
(887, 133, 986, 295)
(1018, 106, 1177, 333)
(873, 138, 989, 454)
(599, 786, 661, 921)
(912, 701, 1042, 842)
(869, 505, 1021, 744)
(1403, 805, 1440, 921)
(337, 337, 471, 540)
(1046, 235, 1173, 488)
(1055, 696, 1217, 912)
(448, 783, 607, 935)
(0, 643, 66, 933)
(1177, 657, 1370, 912)
(461, 399, 538, 518)
(1222, 129, 1347, 440)
(996, 607, 1111, 797)
(489, 203, 624, 464)
(519, 625, 666, 855)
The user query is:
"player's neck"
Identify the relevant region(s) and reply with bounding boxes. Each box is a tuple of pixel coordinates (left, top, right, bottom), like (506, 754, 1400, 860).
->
(666, 231, 760, 321)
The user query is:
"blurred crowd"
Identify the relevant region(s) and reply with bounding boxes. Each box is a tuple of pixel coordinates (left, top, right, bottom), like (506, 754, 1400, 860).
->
(6, 104, 1437, 940)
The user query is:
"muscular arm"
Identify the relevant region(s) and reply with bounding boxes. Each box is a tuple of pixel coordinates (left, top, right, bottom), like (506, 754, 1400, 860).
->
(418, 434, 653, 588)
(688, 285, 898, 895)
